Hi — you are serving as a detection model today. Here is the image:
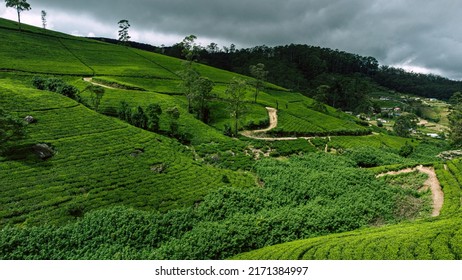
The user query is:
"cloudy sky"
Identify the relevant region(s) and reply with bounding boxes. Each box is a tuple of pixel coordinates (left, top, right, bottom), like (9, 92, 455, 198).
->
(2, 0, 462, 80)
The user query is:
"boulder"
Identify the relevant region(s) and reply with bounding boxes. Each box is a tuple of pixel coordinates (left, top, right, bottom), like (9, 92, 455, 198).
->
(24, 116, 37, 124)
(32, 144, 54, 160)
(150, 163, 167, 173)
(130, 148, 144, 157)
(438, 150, 462, 161)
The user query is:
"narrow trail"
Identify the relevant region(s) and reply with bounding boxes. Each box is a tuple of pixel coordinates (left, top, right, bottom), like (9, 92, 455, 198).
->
(377, 165, 444, 217)
(83, 77, 118, 90)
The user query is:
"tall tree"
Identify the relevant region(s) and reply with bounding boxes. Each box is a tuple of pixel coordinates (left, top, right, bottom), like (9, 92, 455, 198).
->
(5, 0, 31, 31)
(249, 63, 268, 103)
(178, 64, 200, 113)
(82, 85, 105, 112)
(117, 19, 131, 45)
(181, 35, 201, 63)
(226, 78, 248, 136)
(192, 77, 214, 123)
(178, 35, 201, 113)
(41, 10, 46, 29)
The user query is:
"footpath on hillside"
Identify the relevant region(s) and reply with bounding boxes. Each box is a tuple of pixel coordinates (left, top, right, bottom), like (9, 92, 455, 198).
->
(240, 107, 305, 141)
(377, 165, 444, 217)
(83, 77, 118, 89)
(243, 108, 444, 217)
(240, 107, 299, 141)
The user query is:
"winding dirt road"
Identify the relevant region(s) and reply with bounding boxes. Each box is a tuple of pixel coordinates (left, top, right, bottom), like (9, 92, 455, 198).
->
(377, 165, 444, 217)
(240, 107, 301, 141)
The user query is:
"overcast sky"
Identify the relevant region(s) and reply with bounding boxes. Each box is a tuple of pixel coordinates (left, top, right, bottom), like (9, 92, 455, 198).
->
(2, 0, 462, 80)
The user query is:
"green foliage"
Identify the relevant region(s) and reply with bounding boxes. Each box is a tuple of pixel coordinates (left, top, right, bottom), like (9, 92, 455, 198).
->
(393, 114, 419, 137)
(0, 81, 255, 227)
(197, 141, 257, 171)
(449, 92, 462, 106)
(191, 76, 214, 123)
(177, 61, 200, 112)
(0, 153, 422, 260)
(226, 78, 248, 135)
(166, 106, 180, 136)
(399, 142, 414, 158)
(0, 108, 26, 148)
(117, 101, 131, 122)
(249, 63, 268, 103)
(267, 138, 317, 157)
(32, 76, 79, 100)
(449, 104, 462, 147)
(131, 106, 147, 129)
(117, 19, 131, 45)
(234, 160, 462, 260)
(343, 146, 408, 167)
(83, 85, 105, 112)
(145, 103, 162, 132)
(5, 0, 31, 31)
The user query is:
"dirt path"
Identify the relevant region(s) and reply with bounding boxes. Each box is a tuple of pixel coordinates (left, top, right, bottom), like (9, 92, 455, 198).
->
(241, 107, 316, 141)
(83, 77, 117, 89)
(241, 107, 299, 141)
(377, 165, 444, 217)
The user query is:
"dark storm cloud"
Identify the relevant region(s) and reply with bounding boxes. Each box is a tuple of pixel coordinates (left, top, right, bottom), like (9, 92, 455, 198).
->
(4, 0, 462, 79)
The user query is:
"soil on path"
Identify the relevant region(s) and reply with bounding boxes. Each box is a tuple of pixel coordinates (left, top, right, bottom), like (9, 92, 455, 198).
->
(377, 165, 444, 217)
(83, 77, 118, 90)
(240, 107, 306, 141)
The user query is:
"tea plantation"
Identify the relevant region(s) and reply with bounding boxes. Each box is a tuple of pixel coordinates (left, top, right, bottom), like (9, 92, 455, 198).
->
(0, 18, 460, 260)
(233, 159, 462, 260)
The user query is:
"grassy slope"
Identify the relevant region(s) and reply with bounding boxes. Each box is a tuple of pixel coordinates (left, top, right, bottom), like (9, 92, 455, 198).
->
(0, 75, 254, 226)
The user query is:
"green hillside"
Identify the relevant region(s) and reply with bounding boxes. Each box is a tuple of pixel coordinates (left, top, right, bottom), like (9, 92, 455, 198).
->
(0, 75, 255, 226)
(0, 18, 458, 260)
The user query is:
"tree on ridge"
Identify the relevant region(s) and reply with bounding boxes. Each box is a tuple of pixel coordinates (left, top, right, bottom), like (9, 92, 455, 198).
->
(41, 10, 46, 29)
(117, 19, 131, 46)
(4, 0, 31, 31)
(249, 63, 268, 103)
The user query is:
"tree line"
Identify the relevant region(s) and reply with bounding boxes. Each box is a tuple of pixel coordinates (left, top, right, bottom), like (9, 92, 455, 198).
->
(155, 42, 462, 102)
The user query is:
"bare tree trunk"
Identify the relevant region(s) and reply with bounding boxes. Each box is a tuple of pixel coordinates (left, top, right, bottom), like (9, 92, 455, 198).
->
(17, 8, 21, 31)
(234, 111, 239, 136)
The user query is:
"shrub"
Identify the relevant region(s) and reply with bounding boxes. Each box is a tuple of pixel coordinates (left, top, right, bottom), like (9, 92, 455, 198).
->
(131, 106, 148, 129)
(145, 104, 162, 132)
(44, 77, 66, 92)
(32, 77, 79, 100)
(399, 143, 414, 158)
(117, 101, 131, 122)
(223, 124, 233, 137)
(57, 84, 79, 100)
(31, 76, 46, 90)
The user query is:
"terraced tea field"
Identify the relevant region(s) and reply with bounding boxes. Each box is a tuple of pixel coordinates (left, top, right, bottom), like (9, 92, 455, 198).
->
(0, 78, 255, 226)
(233, 159, 462, 260)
